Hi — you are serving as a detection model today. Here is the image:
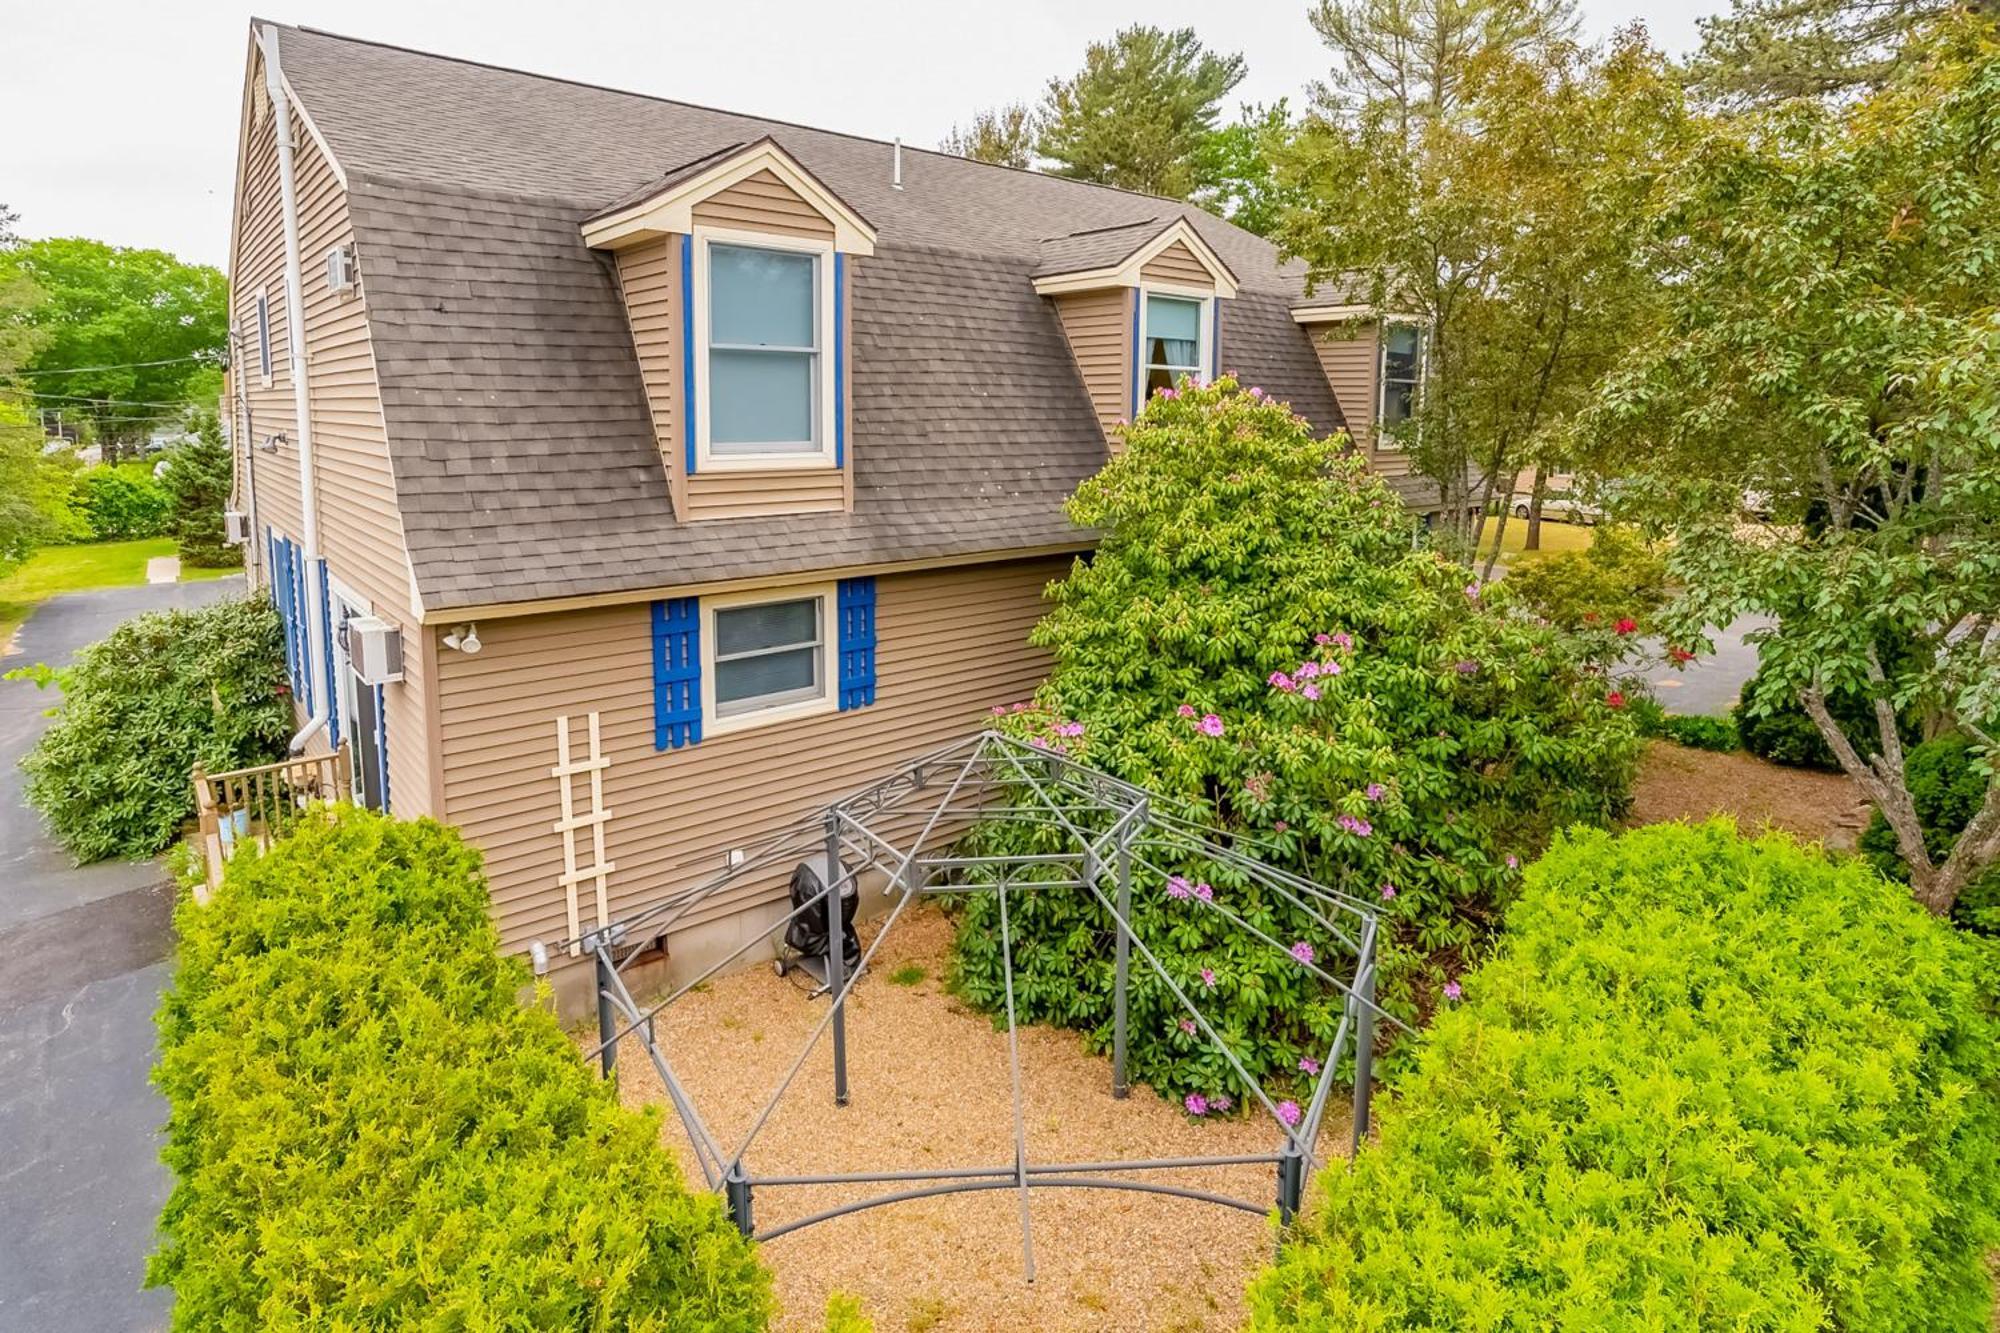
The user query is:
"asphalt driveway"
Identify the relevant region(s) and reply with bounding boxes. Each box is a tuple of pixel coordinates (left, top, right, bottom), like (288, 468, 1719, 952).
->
(0, 576, 244, 1333)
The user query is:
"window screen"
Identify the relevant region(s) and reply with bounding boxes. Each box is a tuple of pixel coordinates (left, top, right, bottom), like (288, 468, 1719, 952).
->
(1380, 324, 1423, 426)
(1144, 294, 1202, 397)
(713, 595, 824, 714)
(709, 244, 818, 453)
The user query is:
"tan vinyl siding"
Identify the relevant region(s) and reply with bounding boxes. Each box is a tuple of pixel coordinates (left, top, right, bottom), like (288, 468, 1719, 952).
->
(435, 556, 1067, 953)
(684, 468, 845, 519)
(690, 169, 835, 241)
(1052, 287, 1132, 447)
(1307, 321, 1403, 471)
(1140, 240, 1214, 290)
(612, 235, 687, 513)
(230, 48, 434, 812)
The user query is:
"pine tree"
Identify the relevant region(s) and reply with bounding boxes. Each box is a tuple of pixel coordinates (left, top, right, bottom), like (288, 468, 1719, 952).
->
(1036, 26, 1247, 198)
(161, 412, 236, 568)
(1308, 0, 1580, 127)
(1688, 0, 1976, 105)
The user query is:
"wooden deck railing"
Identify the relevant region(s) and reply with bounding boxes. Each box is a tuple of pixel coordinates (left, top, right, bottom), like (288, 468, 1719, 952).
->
(191, 745, 351, 898)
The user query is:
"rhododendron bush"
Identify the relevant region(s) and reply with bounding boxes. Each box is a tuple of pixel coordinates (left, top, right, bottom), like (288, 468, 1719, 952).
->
(951, 378, 1639, 1105)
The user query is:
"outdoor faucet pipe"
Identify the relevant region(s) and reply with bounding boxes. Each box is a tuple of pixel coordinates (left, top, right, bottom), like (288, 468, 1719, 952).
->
(259, 24, 332, 753)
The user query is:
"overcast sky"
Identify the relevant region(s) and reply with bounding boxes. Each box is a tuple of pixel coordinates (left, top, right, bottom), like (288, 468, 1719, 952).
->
(3, 2, 1707, 270)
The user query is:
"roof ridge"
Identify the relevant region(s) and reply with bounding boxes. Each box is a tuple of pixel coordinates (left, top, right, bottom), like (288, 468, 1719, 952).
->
(279, 22, 1222, 216)
(1046, 216, 1163, 242)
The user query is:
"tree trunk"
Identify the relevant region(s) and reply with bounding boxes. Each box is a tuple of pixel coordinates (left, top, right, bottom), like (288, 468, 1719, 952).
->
(1525, 467, 1548, 552)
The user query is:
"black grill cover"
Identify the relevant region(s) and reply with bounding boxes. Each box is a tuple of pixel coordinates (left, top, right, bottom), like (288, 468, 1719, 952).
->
(785, 852, 860, 970)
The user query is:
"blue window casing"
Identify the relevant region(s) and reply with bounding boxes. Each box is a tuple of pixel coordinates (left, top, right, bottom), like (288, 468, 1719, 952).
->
(318, 560, 339, 750)
(837, 577, 876, 710)
(652, 596, 702, 750)
(834, 253, 847, 467)
(680, 234, 697, 477)
(1212, 299, 1223, 377)
(1128, 289, 1142, 417)
(375, 683, 391, 810)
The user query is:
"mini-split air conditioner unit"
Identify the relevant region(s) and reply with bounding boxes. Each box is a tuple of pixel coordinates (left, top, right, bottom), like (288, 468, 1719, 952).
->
(223, 510, 250, 545)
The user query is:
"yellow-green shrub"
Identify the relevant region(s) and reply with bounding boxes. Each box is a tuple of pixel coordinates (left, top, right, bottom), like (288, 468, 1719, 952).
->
(1250, 821, 2000, 1330)
(150, 807, 770, 1330)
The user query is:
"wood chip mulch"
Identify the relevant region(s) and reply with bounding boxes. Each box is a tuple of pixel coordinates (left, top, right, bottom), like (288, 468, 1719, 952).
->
(1626, 739, 1871, 850)
(595, 905, 1351, 1332)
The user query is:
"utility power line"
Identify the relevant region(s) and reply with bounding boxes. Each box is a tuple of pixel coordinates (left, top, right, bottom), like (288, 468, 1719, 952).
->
(21, 354, 216, 376)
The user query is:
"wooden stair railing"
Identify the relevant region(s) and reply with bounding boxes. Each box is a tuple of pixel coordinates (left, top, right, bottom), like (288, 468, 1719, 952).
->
(191, 743, 352, 900)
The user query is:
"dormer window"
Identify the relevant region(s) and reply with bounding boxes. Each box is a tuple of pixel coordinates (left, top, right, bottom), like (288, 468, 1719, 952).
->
(1142, 292, 1207, 396)
(704, 239, 827, 461)
(1378, 321, 1426, 435)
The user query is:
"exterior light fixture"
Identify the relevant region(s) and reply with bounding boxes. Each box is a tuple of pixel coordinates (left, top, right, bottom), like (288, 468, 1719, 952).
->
(442, 623, 482, 655)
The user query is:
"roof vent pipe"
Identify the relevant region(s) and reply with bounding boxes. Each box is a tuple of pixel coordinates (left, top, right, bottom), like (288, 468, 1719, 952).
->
(892, 137, 903, 190)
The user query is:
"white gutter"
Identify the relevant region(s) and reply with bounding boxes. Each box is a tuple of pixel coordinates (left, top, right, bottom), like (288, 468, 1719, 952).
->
(259, 24, 330, 755)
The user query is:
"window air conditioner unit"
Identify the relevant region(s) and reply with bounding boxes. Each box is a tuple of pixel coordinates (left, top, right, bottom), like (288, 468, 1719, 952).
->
(325, 245, 355, 293)
(223, 510, 250, 544)
(347, 616, 404, 685)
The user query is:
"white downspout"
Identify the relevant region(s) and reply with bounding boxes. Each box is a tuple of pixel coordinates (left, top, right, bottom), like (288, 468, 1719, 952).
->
(259, 24, 330, 756)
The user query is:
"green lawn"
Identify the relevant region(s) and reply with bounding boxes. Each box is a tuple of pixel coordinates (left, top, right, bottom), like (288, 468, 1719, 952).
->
(0, 539, 238, 648)
(1479, 515, 1596, 564)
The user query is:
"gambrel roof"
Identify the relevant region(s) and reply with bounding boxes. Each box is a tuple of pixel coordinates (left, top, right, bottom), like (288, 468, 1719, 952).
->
(264, 25, 1357, 611)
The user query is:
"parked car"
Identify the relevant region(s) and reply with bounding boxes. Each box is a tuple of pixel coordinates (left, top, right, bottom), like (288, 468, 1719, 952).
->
(1510, 491, 1603, 525)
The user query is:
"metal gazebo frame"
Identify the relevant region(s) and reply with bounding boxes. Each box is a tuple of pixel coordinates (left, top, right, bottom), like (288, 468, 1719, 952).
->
(539, 730, 1393, 1277)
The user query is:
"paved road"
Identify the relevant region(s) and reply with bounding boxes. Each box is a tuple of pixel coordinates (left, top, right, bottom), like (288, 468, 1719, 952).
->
(0, 577, 243, 1333)
(1635, 614, 1772, 718)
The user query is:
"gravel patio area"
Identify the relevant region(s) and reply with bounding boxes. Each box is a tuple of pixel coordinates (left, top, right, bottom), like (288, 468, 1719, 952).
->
(599, 904, 1348, 1331)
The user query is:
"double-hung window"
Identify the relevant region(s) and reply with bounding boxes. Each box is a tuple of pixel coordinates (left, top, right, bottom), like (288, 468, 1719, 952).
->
(1142, 292, 1206, 398)
(700, 237, 831, 465)
(704, 586, 833, 729)
(1377, 322, 1424, 437)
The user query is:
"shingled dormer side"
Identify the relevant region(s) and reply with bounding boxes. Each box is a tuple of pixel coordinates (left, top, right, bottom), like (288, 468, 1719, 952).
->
(1033, 217, 1238, 453)
(584, 139, 876, 521)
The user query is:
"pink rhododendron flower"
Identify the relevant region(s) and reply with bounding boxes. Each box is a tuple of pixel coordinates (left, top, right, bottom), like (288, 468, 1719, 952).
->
(991, 704, 1006, 716)
(1180, 1019, 1197, 1036)
(1464, 582, 1481, 599)
(1185, 1093, 1208, 1115)
(1249, 386, 1266, 399)
(1201, 967, 1216, 988)
(1443, 980, 1463, 1001)
(1380, 882, 1396, 900)
(1336, 814, 1373, 837)
(1314, 633, 1333, 646)
(1301, 684, 1321, 701)
(1298, 1056, 1320, 1075)
(1199, 713, 1224, 737)
(1276, 1100, 1301, 1126)
(1177, 703, 1196, 718)
(1297, 660, 1321, 679)
(1193, 882, 1214, 903)
(1269, 671, 1296, 692)
(1289, 941, 1315, 966)
(1028, 736, 1049, 750)
(1506, 854, 1519, 870)
(1212, 1094, 1233, 1112)
(1332, 632, 1353, 650)
(1273, 820, 1289, 832)
(1365, 783, 1384, 801)
(1166, 875, 1192, 899)
(1057, 721, 1085, 738)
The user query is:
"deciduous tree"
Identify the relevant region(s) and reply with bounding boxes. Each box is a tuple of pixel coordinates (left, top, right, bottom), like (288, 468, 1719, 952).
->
(939, 104, 1037, 168)
(1589, 15, 2000, 913)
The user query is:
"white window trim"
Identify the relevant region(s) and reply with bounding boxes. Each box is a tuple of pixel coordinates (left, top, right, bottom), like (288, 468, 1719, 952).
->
(691, 226, 839, 473)
(699, 582, 839, 737)
(253, 287, 273, 387)
(1375, 319, 1427, 450)
(1139, 286, 1215, 398)
(325, 575, 369, 803)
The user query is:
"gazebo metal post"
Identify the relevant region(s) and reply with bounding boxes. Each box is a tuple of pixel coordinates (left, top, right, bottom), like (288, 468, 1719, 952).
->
(1276, 1141, 1306, 1225)
(594, 939, 620, 1077)
(725, 1162, 754, 1237)
(1112, 797, 1144, 1099)
(1349, 920, 1379, 1155)
(824, 808, 849, 1107)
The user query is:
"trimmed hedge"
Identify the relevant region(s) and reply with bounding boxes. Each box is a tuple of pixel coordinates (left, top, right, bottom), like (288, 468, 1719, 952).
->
(1250, 821, 2000, 1330)
(151, 807, 770, 1330)
(15, 595, 290, 861)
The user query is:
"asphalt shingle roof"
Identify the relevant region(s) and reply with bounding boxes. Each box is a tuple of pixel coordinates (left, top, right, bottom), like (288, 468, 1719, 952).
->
(271, 25, 1349, 612)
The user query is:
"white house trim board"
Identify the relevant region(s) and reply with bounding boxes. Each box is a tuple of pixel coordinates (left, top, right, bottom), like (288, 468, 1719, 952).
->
(582, 139, 877, 254)
(697, 581, 840, 738)
(691, 226, 841, 473)
(1291, 304, 1428, 325)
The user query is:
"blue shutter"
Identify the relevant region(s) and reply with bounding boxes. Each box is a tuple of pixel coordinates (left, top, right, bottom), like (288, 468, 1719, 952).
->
(318, 560, 339, 749)
(375, 683, 391, 810)
(1128, 288, 1142, 417)
(289, 543, 312, 716)
(1211, 298, 1223, 379)
(834, 253, 847, 468)
(652, 597, 702, 749)
(837, 577, 877, 710)
(680, 234, 697, 477)
(268, 531, 296, 691)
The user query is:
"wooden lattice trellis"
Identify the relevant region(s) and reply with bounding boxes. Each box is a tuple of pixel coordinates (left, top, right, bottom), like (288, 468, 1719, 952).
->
(550, 712, 615, 955)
